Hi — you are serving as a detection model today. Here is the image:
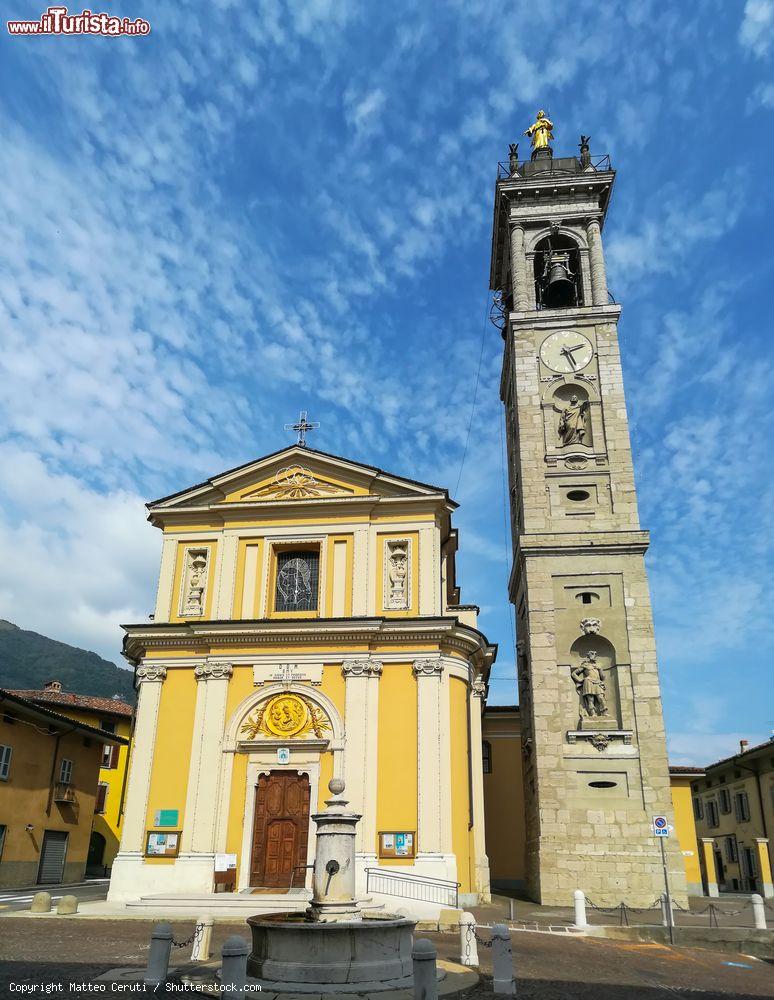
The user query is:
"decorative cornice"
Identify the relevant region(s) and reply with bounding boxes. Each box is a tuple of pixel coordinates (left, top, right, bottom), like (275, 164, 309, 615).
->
(194, 662, 233, 681)
(121, 616, 497, 670)
(413, 658, 443, 677)
(342, 658, 383, 678)
(136, 665, 167, 684)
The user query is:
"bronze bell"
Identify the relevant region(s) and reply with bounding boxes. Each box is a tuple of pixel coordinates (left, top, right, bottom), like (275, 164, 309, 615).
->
(541, 250, 576, 308)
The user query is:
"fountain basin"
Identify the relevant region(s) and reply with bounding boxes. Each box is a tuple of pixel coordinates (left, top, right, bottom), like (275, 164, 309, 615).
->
(246, 912, 417, 988)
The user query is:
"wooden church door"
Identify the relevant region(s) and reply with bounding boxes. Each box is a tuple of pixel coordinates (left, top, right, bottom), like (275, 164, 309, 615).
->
(250, 771, 310, 888)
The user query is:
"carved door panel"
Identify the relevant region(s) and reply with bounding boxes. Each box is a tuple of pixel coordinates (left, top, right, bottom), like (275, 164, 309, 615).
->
(250, 771, 310, 887)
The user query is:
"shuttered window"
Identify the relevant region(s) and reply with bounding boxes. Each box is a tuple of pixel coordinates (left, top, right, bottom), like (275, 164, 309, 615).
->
(101, 744, 119, 769)
(734, 791, 751, 822)
(0, 745, 11, 781)
(59, 758, 73, 785)
(95, 782, 108, 814)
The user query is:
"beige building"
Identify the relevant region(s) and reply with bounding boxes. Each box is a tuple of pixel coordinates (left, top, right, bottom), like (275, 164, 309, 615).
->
(690, 739, 774, 898)
(489, 126, 686, 905)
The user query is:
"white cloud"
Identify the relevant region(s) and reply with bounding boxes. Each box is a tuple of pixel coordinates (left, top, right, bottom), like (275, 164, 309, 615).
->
(739, 0, 774, 56)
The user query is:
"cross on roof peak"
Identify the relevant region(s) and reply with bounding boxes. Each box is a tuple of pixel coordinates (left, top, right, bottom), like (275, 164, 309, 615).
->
(284, 410, 320, 448)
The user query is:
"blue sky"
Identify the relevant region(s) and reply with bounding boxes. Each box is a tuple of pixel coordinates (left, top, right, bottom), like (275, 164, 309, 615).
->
(1, 1, 772, 764)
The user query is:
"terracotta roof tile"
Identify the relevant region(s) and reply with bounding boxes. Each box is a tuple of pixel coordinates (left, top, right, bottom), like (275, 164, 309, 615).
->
(7, 688, 134, 717)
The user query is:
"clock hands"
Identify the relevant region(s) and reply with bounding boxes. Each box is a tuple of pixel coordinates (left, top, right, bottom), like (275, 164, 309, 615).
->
(559, 343, 586, 370)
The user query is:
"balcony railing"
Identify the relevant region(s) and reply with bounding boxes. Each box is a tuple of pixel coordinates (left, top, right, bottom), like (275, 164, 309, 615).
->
(497, 153, 612, 181)
(53, 781, 76, 803)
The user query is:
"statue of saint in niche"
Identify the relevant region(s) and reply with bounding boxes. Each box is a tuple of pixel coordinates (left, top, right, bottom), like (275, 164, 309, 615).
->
(555, 394, 589, 447)
(571, 651, 608, 718)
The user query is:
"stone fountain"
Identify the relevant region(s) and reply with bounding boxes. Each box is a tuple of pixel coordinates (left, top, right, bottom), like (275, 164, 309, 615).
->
(246, 778, 418, 992)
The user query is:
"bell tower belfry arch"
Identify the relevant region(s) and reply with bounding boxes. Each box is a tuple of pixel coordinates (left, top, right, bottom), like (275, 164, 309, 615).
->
(491, 120, 687, 906)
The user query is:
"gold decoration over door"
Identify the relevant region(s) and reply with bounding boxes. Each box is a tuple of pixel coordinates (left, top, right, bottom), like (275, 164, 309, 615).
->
(240, 693, 332, 740)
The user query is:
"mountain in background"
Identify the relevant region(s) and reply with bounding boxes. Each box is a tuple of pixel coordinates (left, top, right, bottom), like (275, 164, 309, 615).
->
(0, 620, 135, 703)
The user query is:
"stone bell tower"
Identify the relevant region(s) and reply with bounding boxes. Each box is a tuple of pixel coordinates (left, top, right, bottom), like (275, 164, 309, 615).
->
(490, 119, 687, 906)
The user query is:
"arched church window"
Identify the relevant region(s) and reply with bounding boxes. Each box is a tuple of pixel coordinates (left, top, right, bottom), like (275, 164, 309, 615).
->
(482, 740, 492, 774)
(274, 549, 320, 613)
(534, 234, 583, 309)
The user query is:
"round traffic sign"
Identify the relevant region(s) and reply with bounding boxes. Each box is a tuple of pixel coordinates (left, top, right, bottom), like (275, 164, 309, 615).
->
(654, 816, 668, 829)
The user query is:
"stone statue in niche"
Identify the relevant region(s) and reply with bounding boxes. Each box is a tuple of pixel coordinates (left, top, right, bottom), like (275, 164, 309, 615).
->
(183, 549, 208, 616)
(508, 143, 519, 175)
(571, 651, 608, 718)
(385, 540, 409, 609)
(555, 394, 589, 447)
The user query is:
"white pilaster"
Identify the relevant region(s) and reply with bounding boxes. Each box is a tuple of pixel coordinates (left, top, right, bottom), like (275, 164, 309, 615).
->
(352, 527, 369, 615)
(154, 538, 177, 622)
(107, 665, 166, 902)
(413, 658, 455, 880)
(469, 678, 491, 902)
(213, 535, 239, 619)
(177, 662, 233, 890)
(342, 658, 382, 891)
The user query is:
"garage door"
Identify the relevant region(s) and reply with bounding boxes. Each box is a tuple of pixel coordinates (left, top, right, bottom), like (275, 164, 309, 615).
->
(38, 830, 69, 884)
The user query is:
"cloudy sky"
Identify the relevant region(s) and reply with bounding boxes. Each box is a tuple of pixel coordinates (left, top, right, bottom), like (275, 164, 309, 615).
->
(1, 0, 772, 764)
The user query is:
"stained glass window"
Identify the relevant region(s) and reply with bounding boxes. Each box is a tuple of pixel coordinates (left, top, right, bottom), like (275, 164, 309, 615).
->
(275, 550, 319, 613)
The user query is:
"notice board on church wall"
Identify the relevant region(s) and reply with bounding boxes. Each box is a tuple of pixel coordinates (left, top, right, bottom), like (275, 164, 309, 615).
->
(145, 830, 181, 857)
(378, 831, 415, 858)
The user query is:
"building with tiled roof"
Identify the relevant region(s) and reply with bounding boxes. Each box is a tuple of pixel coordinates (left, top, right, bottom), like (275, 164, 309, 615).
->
(5, 680, 133, 875)
(0, 689, 126, 887)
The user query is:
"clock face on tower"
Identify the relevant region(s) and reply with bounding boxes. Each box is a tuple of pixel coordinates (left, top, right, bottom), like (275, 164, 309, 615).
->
(539, 331, 593, 374)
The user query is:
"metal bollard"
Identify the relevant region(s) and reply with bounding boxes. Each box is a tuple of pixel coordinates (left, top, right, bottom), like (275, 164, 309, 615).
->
(412, 938, 438, 1000)
(221, 935, 249, 1000)
(460, 912, 478, 966)
(573, 889, 587, 929)
(144, 921, 173, 988)
(660, 892, 674, 929)
(751, 894, 767, 930)
(491, 923, 516, 996)
(191, 915, 213, 962)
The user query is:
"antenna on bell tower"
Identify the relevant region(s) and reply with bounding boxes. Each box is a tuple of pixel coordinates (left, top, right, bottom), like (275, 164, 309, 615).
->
(284, 410, 320, 448)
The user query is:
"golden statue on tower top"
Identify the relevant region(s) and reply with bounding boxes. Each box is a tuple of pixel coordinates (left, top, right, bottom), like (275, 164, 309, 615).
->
(524, 110, 554, 151)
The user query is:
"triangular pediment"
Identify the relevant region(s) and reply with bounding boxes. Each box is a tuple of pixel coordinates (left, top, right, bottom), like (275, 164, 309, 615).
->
(148, 446, 452, 512)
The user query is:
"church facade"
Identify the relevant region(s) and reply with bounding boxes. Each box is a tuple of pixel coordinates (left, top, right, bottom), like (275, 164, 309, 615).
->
(108, 448, 495, 904)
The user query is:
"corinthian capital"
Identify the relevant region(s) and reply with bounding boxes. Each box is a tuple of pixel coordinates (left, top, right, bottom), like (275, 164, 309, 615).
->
(412, 658, 443, 678)
(136, 665, 167, 684)
(342, 659, 383, 678)
(194, 662, 233, 681)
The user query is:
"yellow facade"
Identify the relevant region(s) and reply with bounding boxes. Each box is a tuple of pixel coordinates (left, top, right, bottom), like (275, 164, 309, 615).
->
(0, 691, 126, 888)
(108, 446, 495, 908)
(668, 768, 704, 894)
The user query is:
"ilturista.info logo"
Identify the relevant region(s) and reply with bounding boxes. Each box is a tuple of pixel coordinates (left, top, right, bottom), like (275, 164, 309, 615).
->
(7, 6, 150, 35)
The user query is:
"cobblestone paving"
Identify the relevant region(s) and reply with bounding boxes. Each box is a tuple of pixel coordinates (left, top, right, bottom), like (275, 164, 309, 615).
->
(0, 917, 771, 999)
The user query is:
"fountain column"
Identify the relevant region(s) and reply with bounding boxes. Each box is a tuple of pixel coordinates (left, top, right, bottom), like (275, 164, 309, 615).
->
(308, 779, 362, 922)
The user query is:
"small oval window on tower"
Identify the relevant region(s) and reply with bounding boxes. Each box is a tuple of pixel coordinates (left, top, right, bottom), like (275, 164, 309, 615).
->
(567, 489, 591, 502)
(588, 780, 617, 789)
(576, 591, 600, 604)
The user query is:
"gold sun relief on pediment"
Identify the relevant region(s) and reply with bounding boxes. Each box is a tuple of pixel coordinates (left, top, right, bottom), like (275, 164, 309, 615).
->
(240, 694, 332, 741)
(243, 466, 351, 501)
